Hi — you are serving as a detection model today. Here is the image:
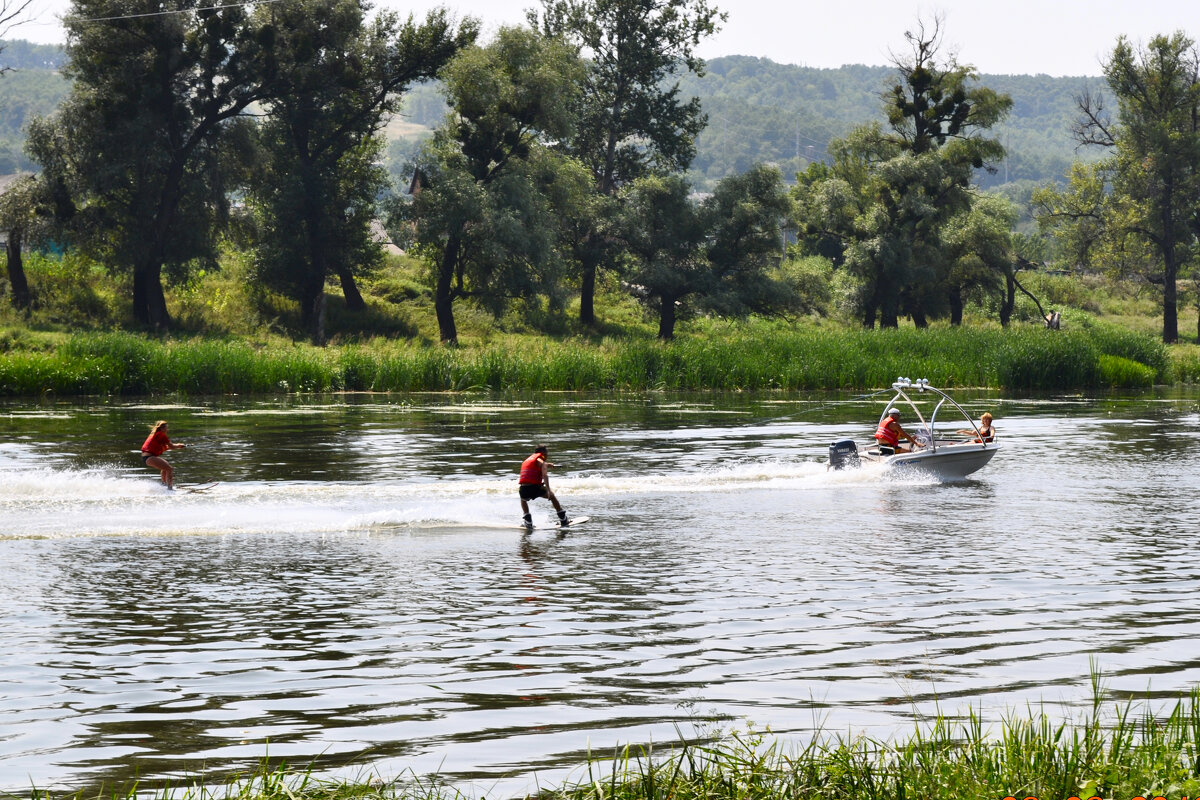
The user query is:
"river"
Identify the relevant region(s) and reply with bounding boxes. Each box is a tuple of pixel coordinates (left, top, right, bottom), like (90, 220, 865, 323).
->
(1, 390, 1198, 793)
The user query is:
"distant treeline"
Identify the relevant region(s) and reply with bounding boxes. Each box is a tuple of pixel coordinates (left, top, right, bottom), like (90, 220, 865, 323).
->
(384, 56, 1103, 193)
(0, 39, 65, 71)
(0, 39, 1103, 192)
(0, 40, 69, 173)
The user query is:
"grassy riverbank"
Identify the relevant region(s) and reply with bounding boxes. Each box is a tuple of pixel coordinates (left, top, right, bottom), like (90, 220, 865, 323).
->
(0, 320, 1195, 396)
(2, 248, 1199, 395)
(25, 688, 1200, 800)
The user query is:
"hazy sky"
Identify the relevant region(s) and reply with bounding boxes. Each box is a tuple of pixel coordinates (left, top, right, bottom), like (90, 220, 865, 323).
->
(16, 0, 1200, 77)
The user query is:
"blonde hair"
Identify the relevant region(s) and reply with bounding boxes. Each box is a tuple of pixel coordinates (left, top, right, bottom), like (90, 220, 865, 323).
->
(151, 420, 169, 433)
(981, 412, 993, 422)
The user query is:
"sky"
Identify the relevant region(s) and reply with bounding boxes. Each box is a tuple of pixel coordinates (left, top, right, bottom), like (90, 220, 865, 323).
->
(14, 0, 1200, 77)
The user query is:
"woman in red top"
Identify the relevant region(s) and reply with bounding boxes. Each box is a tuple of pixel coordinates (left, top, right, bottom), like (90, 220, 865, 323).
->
(141, 420, 186, 490)
(518, 445, 569, 529)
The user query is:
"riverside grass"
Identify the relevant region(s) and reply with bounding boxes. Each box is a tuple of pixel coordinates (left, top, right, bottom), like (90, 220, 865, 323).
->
(0, 324, 1183, 396)
(25, 688, 1200, 800)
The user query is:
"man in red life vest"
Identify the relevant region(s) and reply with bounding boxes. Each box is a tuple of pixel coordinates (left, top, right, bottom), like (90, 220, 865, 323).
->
(874, 407, 923, 455)
(518, 445, 570, 529)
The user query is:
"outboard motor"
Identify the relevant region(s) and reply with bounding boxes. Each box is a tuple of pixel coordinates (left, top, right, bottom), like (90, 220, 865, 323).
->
(828, 438, 859, 470)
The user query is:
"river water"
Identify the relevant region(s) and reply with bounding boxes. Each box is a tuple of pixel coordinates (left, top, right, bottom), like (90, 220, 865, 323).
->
(1, 390, 1199, 793)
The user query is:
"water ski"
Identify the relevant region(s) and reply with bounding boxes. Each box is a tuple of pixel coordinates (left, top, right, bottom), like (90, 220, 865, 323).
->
(182, 482, 219, 494)
(516, 515, 590, 531)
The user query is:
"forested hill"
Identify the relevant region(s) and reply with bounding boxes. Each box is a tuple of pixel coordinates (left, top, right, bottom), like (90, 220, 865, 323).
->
(682, 55, 1102, 192)
(0, 41, 1105, 193)
(0, 39, 66, 70)
(0, 40, 68, 173)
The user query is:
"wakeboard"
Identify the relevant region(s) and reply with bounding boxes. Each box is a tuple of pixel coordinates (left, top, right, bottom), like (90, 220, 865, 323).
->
(516, 515, 590, 531)
(182, 482, 219, 494)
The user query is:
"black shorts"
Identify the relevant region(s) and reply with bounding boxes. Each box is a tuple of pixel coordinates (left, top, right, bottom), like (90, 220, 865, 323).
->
(141, 452, 154, 463)
(519, 484, 547, 501)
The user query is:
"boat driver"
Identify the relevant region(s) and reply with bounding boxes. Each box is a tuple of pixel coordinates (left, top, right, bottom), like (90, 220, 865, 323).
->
(874, 407, 923, 455)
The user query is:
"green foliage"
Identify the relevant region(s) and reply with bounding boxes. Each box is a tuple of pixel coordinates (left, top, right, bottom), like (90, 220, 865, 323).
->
(0, 39, 66, 70)
(0, 66, 68, 172)
(0, 322, 1171, 395)
(24, 687, 1200, 800)
(247, 0, 474, 344)
(1036, 31, 1200, 345)
(681, 56, 1098, 193)
(405, 26, 586, 343)
(618, 165, 798, 338)
(994, 328, 1099, 389)
(1098, 354, 1156, 388)
(1171, 345, 1200, 383)
(27, 0, 283, 327)
(0, 250, 119, 326)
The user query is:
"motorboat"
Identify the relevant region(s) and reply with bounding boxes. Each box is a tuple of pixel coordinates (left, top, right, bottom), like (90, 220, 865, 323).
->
(828, 378, 999, 481)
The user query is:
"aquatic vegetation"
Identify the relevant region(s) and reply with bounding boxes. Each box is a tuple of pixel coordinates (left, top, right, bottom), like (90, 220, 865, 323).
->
(19, 685, 1200, 800)
(0, 325, 1179, 396)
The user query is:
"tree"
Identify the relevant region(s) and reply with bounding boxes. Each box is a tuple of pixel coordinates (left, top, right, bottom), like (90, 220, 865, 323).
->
(532, 0, 725, 326)
(619, 166, 797, 339)
(404, 27, 584, 344)
(0, 174, 37, 309)
(791, 18, 1011, 328)
(617, 174, 706, 339)
(941, 194, 1016, 325)
(28, 0, 280, 328)
(249, 0, 475, 344)
(697, 163, 796, 319)
(1058, 31, 1200, 343)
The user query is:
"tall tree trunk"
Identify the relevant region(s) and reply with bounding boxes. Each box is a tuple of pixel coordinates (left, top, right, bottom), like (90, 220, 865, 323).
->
(338, 268, 366, 311)
(948, 285, 963, 326)
(133, 263, 171, 328)
(435, 236, 460, 345)
(880, 296, 899, 328)
(1162, 257, 1178, 343)
(311, 291, 327, 346)
(579, 251, 597, 327)
(657, 294, 677, 340)
(1000, 270, 1015, 327)
(6, 227, 31, 310)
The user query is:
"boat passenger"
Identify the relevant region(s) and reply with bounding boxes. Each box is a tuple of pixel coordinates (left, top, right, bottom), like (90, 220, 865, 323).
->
(518, 445, 570, 530)
(959, 412, 996, 443)
(874, 408, 922, 455)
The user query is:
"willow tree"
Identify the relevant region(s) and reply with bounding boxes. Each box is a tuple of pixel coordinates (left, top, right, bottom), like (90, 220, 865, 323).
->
(791, 18, 1011, 328)
(28, 0, 280, 328)
(405, 27, 585, 344)
(249, 0, 475, 344)
(531, 0, 724, 327)
(1039, 32, 1200, 343)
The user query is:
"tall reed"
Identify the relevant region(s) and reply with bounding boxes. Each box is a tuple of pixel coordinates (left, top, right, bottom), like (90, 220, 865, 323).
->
(0, 326, 1175, 397)
(21, 688, 1200, 800)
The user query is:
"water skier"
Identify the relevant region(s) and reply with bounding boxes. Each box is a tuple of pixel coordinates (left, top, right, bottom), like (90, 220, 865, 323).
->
(518, 445, 570, 530)
(141, 420, 186, 490)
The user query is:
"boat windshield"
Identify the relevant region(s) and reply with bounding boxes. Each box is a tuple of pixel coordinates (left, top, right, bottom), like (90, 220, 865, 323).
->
(877, 378, 986, 452)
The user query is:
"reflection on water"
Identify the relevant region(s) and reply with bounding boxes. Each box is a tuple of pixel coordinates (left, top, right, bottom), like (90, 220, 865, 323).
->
(1, 392, 1199, 792)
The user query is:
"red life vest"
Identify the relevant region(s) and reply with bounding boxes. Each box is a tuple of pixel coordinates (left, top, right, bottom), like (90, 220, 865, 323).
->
(874, 418, 899, 447)
(141, 429, 171, 456)
(519, 453, 545, 485)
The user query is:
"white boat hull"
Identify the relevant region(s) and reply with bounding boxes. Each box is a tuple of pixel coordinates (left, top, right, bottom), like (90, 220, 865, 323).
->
(863, 442, 999, 481)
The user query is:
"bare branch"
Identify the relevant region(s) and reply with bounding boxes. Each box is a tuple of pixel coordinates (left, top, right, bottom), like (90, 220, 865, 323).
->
(0, 0, 36, 40)
(1072, 86, 1116, 148)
